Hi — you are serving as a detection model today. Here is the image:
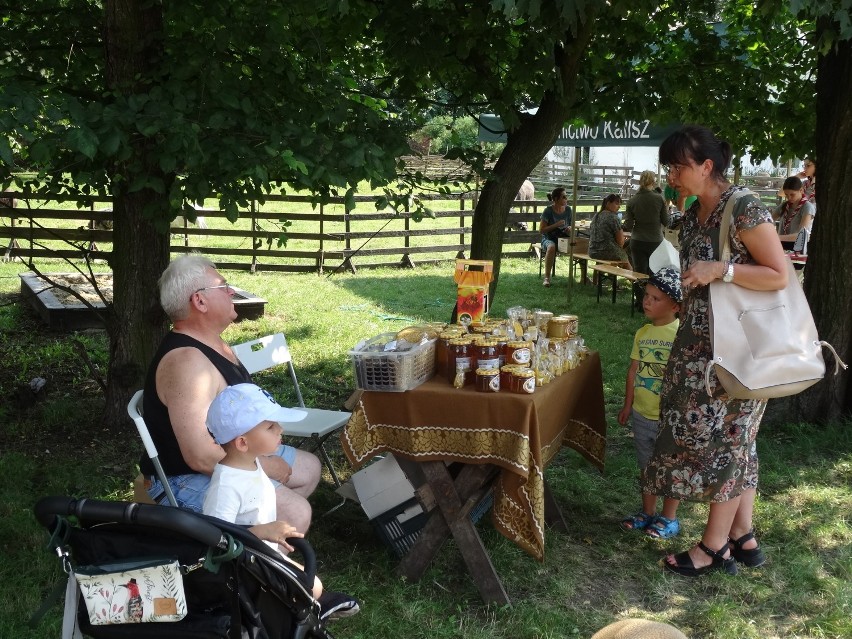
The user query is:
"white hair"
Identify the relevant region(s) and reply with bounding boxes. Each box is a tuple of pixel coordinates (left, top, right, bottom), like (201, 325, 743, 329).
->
(158, 254, 217, 321)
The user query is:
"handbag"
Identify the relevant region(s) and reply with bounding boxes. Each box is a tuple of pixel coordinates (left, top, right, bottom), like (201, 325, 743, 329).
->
(74, 558, 187, 625)
(705, 189, 846, 399)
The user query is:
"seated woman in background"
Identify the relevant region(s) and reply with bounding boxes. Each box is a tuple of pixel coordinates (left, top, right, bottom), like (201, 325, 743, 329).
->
(589, 194, 631, 268)
(773, 176, 815, 250)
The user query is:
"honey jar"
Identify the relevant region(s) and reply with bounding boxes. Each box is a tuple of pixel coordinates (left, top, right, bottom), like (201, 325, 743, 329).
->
(561, 314, 579, 336)
(547, 316, 570, 338)
(511, 367, 536, 394)
(475, 367, 500, 392)
(475, 339, 501, 370)
(448, 336, 474, 386)
(436, 330, 462, 379)
(500, 364, 517, 390)
(506, 340, 533, 366)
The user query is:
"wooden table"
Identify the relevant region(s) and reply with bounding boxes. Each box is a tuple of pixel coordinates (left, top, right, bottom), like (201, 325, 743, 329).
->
(341, 352, 607, 604)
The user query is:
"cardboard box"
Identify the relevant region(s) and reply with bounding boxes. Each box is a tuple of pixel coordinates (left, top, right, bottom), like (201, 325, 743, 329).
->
(337, 454, 417, 520)
(557, 237, 570, 254)
(454, 259, 493, 324)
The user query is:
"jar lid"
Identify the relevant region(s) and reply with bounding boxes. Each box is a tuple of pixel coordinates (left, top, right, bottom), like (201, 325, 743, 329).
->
(549, 317, 570, 324)
(507, 340, 532, 348)
(476, 367, 499, 376)
(513, 368, 535, 378)
(449, 337, 473, 345)
(478, 338, 500, 347)
(501, 364, 518, 372)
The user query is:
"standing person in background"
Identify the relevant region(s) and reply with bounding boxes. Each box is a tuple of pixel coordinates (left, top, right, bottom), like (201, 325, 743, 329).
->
(539, 186, 572, 287)
(664, 170, 697, 213)
(623, 170, 670, 277)
(773, 176, 815, 249)
(644, 125, 788, 577)
(798, 158, 816, 203)
(589, 193, 631, 267)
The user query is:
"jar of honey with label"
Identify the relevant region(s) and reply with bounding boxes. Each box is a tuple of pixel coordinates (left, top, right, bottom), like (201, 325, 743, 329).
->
(448, 336, 474, 387)
(506, 340, 533, 366)
(436, 330, 463, 379)
(475, 367, 500, 392)
(511, 367, 536, 394)
(475, 338, 501, 370)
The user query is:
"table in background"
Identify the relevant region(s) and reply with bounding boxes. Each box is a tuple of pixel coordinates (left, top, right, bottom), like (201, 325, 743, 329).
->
(341, 352, 607, 603)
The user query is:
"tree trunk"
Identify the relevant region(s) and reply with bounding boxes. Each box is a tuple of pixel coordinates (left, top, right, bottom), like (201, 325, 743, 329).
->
(470, 16, 597, 302)
(101, 0, 171, 429)
(794, 26, 852, 421)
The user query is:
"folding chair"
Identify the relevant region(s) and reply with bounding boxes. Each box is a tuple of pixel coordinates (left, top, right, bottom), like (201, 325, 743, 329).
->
(232, 333, 351, 489)
(127, 389, 178, 507)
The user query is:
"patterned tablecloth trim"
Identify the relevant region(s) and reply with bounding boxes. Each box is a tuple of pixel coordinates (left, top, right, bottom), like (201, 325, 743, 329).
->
(563, 417, 607, 470)
(341, 403, 531, 473)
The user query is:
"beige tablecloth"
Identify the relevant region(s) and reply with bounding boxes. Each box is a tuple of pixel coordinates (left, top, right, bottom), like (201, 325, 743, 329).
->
(341, 351, 607, 561)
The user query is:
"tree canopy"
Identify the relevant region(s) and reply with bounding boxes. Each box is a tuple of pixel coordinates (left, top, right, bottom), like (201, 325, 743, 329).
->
(1, 0, 849, 424)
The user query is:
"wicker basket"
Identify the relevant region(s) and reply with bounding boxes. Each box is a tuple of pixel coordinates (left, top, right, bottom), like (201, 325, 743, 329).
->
(349, 333, 436, 392)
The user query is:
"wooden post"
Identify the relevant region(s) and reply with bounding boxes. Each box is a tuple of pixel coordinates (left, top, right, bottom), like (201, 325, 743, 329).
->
(250, 199, 258, 274)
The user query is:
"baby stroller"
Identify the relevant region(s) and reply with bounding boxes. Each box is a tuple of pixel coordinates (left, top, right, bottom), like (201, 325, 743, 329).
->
(35, 496, 334, 639)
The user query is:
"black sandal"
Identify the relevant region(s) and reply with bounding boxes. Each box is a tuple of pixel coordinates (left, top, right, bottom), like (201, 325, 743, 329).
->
(664, 541, 738, 577)
(729, 531, 766, 567)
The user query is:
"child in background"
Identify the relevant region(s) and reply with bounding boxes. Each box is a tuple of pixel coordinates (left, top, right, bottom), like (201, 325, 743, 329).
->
(617, 267, 682, 539)
(203, 383, 360, 622)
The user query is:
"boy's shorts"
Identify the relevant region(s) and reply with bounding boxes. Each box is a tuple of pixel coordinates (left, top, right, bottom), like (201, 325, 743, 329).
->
(146, 444, 297, 511)
(631, 409, 661, 469)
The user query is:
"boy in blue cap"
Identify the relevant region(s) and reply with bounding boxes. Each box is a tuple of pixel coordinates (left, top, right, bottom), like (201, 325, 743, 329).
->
(203, 383, 359, 622)
(618, 267, 683, 539)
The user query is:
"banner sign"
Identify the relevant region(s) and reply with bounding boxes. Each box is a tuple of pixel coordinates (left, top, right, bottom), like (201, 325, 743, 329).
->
(477, 114, 680, 147)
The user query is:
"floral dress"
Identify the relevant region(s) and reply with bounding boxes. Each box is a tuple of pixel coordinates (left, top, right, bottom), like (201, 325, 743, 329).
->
(642, 186, 774, 503)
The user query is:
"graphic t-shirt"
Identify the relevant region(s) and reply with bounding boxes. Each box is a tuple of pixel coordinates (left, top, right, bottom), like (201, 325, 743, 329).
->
(630, 319, 679, 420)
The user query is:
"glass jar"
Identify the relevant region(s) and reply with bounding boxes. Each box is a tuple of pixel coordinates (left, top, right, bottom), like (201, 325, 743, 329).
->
(562, 314, 579, 337)
(511, 367, 536, 394)
(500, 364, 517, 390)
(475, 338, 501, 370)
(436, 330, 462, 379)
(547, 316, 571, 338)
(506, 340, 533, 366)
(475, 367, 500, 392)
(448, 336, 474, 387)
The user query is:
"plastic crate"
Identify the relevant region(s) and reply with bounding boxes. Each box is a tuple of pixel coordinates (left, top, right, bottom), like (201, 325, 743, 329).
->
(372, 498, 430, 558)
(350, 333, 436, 392)
(372, 490, 494, 558)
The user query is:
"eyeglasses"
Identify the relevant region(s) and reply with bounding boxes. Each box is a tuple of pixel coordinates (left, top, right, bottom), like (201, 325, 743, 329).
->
(193, 282, 233, 295)
(664, 165, 684, 176)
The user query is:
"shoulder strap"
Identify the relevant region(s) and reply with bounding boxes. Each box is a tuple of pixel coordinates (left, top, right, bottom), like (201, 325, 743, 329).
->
(718, 188, 757, 262)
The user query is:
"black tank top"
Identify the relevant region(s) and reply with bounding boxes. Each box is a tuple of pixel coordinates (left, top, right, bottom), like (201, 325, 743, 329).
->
(139, 332, 251, 477)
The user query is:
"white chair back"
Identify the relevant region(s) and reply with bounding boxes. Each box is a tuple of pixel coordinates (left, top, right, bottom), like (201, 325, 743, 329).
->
(127, 390, 178, 507)
(232, 332, 350, 488)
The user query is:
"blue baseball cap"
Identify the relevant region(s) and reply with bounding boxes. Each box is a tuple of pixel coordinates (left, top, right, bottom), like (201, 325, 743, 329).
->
(206, 383, 306, 444)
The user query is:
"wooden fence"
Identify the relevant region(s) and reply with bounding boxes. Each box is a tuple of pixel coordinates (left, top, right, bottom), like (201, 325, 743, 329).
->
(0, 162, 780, 273)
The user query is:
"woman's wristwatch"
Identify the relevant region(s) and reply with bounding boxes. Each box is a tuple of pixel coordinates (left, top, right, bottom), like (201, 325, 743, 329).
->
(722, 260, 735, 283)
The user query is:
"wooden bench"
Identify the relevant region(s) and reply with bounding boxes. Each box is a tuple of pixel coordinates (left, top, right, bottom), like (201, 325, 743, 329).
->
(571, 253, 620, 285)
(589, 263, 649, 315)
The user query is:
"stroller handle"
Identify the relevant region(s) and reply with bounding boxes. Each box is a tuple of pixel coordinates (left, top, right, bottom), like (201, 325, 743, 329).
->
(34, 496, 317, 582)
(35, 496, 226, 546)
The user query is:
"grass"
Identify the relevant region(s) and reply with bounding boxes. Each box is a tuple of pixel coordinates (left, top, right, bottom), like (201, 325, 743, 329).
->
(1, 255, 850, 639)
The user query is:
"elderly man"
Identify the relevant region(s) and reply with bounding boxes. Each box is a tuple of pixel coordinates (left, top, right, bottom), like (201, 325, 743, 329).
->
(140, 254, 321, 533)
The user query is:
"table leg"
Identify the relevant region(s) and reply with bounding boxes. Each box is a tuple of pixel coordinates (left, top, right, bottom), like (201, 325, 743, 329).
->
(610, 273, 617, 304)
(396, 461, 510, 605)
(543, 480, 568, 532)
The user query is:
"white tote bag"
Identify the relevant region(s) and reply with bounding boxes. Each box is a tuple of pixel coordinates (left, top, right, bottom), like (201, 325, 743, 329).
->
(705, 190, 845, 399)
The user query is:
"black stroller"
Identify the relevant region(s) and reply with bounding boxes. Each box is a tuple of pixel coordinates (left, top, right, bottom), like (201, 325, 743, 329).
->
(35, 496, 334, 639)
